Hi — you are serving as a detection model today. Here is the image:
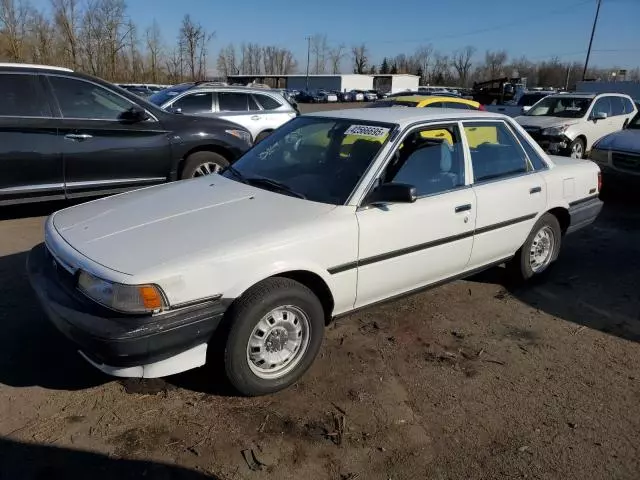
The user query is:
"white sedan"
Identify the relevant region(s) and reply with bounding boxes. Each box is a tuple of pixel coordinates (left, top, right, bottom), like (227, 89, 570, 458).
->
(28, 108, 603, 396)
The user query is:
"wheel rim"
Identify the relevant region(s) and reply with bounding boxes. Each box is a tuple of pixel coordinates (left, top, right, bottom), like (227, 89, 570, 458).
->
(571, 142, 583, 159)
(246, 305, 311, 380)
(529, 225, 555, 273)
(193, 162, 221, 177)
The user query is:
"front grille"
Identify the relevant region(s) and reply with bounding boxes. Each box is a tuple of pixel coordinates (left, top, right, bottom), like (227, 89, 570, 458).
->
(612, 152, 640, 172)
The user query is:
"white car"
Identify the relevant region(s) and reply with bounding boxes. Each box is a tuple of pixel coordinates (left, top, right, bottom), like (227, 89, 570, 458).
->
(515, 93, 637, 159)
(28, 108, 603, 396)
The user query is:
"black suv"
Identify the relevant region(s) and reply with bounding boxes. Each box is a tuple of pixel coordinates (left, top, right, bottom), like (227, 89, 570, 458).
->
(0, 63, 252, 206)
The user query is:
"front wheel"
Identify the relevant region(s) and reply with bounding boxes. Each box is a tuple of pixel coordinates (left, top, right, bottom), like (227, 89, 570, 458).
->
(506, 213, 562, 282)
(180, 151, 230, 179)
(223, 278, 325, 396)
(568, 138, 585, 159)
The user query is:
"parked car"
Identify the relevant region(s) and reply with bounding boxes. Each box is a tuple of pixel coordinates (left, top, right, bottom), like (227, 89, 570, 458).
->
(342, 90, 365, 102)
(359, 90, 377, 101)
(484, 90, 555, 117)
(367, 95, 484, 110)
(589, 107, 640, 184)
(0, 63, 251, 206)
(149, 84, 298, 143)
(294, 90, 315, 103)
(318, 90, 338, 102)
(28, 108, 602, 396)
(117, 84, 154, 98)
(515, 93, 637, 159)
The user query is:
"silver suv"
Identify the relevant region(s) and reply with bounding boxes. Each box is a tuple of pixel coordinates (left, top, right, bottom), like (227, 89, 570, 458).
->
(149, 83, 298, 142)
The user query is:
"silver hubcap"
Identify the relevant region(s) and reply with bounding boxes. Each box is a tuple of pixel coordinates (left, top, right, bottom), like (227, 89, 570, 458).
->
(193, 162, 221, 177)
(246, 306, 310, 379)
(529, 226, 555, 273)
(571, 142, 583, 159)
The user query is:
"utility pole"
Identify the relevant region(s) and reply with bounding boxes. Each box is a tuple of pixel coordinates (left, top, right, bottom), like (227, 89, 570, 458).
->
(305, 36, 311, 91)
(565, 63, 572, 91)
(582, 0, 602, 81)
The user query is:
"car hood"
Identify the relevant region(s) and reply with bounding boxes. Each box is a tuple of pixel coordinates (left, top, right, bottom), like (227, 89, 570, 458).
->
(515, 116, 580, 129)
(593, 128, 640, 151)
(51, 176, 336, 276)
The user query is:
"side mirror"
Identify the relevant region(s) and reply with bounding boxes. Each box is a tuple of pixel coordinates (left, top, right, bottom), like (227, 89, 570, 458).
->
(366, 183, 417, 205)
(120, 106, 148, 122)
(167, 105, 183, 114)
(522, 105, 532, 113)
(593, 111, 607, 120)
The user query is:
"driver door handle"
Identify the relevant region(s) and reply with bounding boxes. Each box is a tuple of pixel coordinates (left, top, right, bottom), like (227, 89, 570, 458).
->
(455, 204, 472, 213)
(64, 133, 93, 141)
(250, 115, 261, 120)
(530, 186, 542, 194)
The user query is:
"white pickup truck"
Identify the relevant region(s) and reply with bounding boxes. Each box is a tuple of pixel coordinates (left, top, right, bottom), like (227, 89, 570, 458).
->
(28, 108, 603, 396)
(484, 91, 556, 117)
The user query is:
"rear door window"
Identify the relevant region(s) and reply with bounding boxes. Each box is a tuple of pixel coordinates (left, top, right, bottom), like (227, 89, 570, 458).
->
(0, 73, 51, 117)
(218, 92, 250, 112)
(610, 97, 625, 117)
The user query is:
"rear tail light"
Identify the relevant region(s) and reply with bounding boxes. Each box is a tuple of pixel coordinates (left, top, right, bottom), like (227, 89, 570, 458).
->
(478, 104, 486, 111)
(597, 172, 602, 192)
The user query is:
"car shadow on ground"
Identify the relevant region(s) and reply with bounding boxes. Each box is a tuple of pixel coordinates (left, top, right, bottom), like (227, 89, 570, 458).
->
(0, 200, 82, 221)
(0, 438, 218, 479)
(469, 189, 640, 343)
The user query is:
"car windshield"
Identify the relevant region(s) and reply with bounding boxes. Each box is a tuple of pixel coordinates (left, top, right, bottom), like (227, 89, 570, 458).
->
(367, 100, 418, 108)
(148, 84, 193, 106)
(221, 116, 393, 205)
(526, 96, 591, 118)
(518, 93, 547, 106)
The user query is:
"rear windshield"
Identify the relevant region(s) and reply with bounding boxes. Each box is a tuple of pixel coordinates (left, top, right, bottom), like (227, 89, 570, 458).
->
(148, 84, 193, 106)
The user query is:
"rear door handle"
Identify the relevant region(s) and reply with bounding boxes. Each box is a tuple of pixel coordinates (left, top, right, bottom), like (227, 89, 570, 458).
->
(64, 133, 93, 141)
(455, 204, 472, 213)
(530, 186, 542, 194)
(250, 115, 261, 120)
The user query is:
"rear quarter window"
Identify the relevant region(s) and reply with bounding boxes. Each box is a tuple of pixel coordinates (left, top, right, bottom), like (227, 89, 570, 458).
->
(254, 94, 282, 110)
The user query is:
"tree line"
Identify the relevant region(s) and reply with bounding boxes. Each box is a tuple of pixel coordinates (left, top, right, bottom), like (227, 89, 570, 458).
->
(1, 0, 638, 88)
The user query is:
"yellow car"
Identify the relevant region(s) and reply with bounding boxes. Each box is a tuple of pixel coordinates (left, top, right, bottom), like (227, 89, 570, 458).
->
(369, 95, 495, 147)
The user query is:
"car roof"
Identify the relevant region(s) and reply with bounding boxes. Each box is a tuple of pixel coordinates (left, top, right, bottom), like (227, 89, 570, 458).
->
(304, 107, 504, 127)
(0, 62, 73, 72)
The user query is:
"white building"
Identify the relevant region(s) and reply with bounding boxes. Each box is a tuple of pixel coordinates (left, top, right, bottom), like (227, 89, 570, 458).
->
(226, 74, 419, 94)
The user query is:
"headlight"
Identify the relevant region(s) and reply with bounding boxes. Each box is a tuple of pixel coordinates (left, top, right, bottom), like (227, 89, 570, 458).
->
(77, 271, 165, 314)
(542, 125, 570, 136)
(226, 129, 252, 145)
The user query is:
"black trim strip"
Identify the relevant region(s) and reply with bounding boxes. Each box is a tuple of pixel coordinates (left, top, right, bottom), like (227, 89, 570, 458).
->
(569, 194, 599, 207)
(333, 257, 513, 319)
(474, 213, 536, 235)
(328, 214, 536, 274)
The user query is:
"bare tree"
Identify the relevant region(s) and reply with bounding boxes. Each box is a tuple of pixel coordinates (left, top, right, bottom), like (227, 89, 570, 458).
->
(28, 9, 55, 64)
(179, 14, 203, 80)
(0, 0, 32, 61)
(145, 19, 162, 82)
(352, 43, 368, 74)
(217, 43, 238, 78)
(451, 45, 475, 86)
(50, 0, 81, 68)
(431, 52, 451, 84)
(484, 49, 508, 79)
(310, 33, 328, 74)
(414, 44, 433, 84)
(328, 43, 345, 74)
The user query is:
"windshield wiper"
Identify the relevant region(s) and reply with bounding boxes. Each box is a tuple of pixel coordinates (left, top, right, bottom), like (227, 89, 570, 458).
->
(246, 177, 307, 199)
(224, 165, 248, 183)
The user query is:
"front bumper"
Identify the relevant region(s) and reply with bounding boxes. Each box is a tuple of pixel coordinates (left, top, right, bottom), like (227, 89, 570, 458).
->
(527, 131, 571, 155)
(567, 196, 604, 234)
(27, 243, 226, 377)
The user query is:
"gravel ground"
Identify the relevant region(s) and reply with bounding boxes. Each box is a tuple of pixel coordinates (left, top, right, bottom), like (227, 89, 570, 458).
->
(0, 103, 639, 479)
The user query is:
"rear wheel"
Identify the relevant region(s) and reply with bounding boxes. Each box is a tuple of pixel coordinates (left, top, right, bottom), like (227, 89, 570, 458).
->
(223, 277, 325, 396)
(506, 213, 562, 282)
(180, 151, 229, 179)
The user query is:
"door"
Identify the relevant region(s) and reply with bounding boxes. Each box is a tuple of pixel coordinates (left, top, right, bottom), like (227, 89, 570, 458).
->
(167, 91, 213, 116)
(463, 120, 547, 269)
(0, 72, 64, 205)
(215, 91, 262, 140)
(252, 92, 296, 133)
(584, 96, 613, 150)
(45, 75, 172, 198)
(355, 123, 476, 308)
(609, 96, 630, 130)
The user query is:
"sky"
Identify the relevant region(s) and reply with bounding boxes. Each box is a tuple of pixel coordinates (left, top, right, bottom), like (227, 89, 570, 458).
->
(33, 0, 640, 72)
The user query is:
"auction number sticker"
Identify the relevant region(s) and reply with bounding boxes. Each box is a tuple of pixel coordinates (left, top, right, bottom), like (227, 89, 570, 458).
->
(344, 125, 390, 138)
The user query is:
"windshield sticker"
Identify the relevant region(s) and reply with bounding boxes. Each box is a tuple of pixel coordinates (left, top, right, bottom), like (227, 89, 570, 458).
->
(344, 125, 390, 138)
(258, 142, 280, 160)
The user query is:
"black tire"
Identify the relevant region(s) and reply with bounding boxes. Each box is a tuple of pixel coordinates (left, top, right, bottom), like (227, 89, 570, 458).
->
(254, 131, 272, 143)
(180, 151, 229, 179)
(506, 213, 562, 283)
(223, 277, 325, 396)
(567, 137, 585, 159)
